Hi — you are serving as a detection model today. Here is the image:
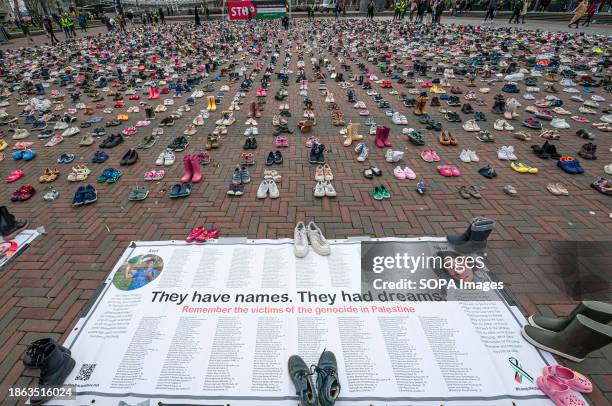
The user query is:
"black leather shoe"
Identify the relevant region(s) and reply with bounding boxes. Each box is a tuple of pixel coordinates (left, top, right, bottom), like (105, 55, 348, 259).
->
(120, 149, 138, 165)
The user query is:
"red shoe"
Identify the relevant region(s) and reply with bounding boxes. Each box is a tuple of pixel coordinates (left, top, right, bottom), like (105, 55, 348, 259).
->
(382, 126, 392, 147)
(6, 170, 24, 183)
(195, 229, 210, 243)
(181, 155, 193, 183)
(374, 127, 386, 148)
(186, 226, 205, 243)
(129, 95, 140, 101)
(206, 227, 220, 240)
(190, 155, 202, 183)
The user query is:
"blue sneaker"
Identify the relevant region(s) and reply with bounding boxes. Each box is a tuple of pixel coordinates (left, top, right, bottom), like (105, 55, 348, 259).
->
(22, 150, 37, 161)
(72, 186, 86, 206)
(232, 167, 242, 185)
(240, 166, 251, 184)
(82, 185, 97, 205)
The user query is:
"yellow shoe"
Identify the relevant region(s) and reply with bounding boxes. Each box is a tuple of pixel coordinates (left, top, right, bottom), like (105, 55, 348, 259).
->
(511, 162, 538, 174)
(0, 139, 7, 151)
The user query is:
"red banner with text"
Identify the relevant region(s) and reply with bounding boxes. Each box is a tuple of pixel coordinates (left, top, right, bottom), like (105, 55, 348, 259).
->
(228, 1, 257, 20)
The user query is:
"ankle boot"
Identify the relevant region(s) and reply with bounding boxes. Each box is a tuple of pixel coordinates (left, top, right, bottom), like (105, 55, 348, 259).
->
(29, 342, 76, 405)
(343, 124, 354, 147)
(309, 143, 319, 164)
(0, 206, 27, 237)
(358, 75, 363, 85)
(181, 155, 194, 183)
(529, 301, 612, 333)
(352, 123, 363, 141)
(23, 338, 71, 368)
(316, 350, 341, 406)
(522, 314, 612, 362)
(447, 217, 495, 253)
(382, 126, 392, 147)
(374, 126, 386, 148)
(414, 95, 426, 116)
(190, 155, 202, 183)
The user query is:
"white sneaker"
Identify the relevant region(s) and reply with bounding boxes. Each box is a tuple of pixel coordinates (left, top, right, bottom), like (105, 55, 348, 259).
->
(257, 180, 270, 199)
(505, 145, 517, 160)
(163, 150, 175, 166)
(294, 221, 309, 258)
(314, 181, 326, 197)
(251, 126, 259, 135)
(307, 221, 330, 256)
(324, 181, 337, 197)
(551, 117, 570, 129)
(460, 149, 471, 163)
(523, 93, 535, 100)
(244, 127, 252, 136)
(570, 95, 584, 102)
(468, 150, 479, 162)
(268, 180, 280, 198)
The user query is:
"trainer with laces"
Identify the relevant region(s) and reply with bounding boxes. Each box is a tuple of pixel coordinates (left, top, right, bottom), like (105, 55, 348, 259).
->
(307, 221, 330, 256)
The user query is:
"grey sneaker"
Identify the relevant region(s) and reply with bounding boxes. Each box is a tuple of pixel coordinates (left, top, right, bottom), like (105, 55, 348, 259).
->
(307, 221, 330, 256)
(315, 350, 341, 406)
(294, 221, 309, 258)
(288, 355, 317, 406)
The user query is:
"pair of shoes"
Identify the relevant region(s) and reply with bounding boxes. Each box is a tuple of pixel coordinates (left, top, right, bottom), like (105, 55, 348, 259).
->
(293, 221, 331, 257)
(288, 350, 340, 406)
(96, 168, 122, 183)
(170, 183, 192, 198)
(257, 179, 280, 199)
(458, 185, 481, 199)
(313, 181, 336, 197)
(128, 186, 149, 201)
(186, 226, 220, 243)
(373, 185, 391, 200)
(266, 151, 283, 165)
(72, 185, 97, 206)
(22, 338, 75, 405)
(181, 155, 203, 183)
(524, 301, 612, 363)
(11, 185, 35, 202)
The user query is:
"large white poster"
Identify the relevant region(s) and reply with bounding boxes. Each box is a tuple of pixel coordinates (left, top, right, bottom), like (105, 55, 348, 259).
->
(55, 238, 559, 405)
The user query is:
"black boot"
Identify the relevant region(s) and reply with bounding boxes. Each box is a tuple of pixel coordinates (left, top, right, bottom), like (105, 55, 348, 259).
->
(529, 301, 612, 332)
(145, 105, 155, 120)
(447, 217, 495, 253)
(30, 343, 76, 405)
(23, 338, 71, 368)
(0, 206, 27, 237)
(315, 350, 341, 406)
(357, 75, 363, 85)
(522, 314, 612, 362)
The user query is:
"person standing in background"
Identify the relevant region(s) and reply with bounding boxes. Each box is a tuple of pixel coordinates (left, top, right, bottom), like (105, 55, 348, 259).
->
(159, 8, 165, 24)
(44, 16, 59, 44)
(582, 0, 601, 26)
(367, 0, 375, 19)
(483, 0, 497, 22)
(568, 0, 588, 28)
(508, 0, 524, 23)
(520, 0, 529, 23)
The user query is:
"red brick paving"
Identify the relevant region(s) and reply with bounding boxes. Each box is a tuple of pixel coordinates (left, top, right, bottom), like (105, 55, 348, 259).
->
(0, 20, 611, 405)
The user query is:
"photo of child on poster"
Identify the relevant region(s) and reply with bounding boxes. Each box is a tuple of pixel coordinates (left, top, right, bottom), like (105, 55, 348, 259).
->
(113, 254, 164, 291)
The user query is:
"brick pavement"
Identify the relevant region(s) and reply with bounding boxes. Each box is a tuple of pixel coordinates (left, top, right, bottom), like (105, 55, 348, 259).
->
(0, 19, 611, 405)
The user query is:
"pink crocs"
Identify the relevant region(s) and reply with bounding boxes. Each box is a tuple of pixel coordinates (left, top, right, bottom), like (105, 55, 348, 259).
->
(537, 375, 585, 406)
(543, 366, 592, 394)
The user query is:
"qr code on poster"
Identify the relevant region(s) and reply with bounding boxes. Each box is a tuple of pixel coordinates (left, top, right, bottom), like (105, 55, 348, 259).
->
(75, 364, 96, 381)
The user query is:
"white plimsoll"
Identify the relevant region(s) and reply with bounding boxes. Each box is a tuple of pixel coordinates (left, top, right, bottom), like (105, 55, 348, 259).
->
(268, 180, 280, 199)
(293, 221, 309, 258)
(551, 118, 571, 129)
(468, 150, 479, 162)
(307, 221, 331, 256)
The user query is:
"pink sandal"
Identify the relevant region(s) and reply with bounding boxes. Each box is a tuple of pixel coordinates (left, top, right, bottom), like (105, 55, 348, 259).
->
(537, 375, 585, 406)
(543, 366, 592, 393)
